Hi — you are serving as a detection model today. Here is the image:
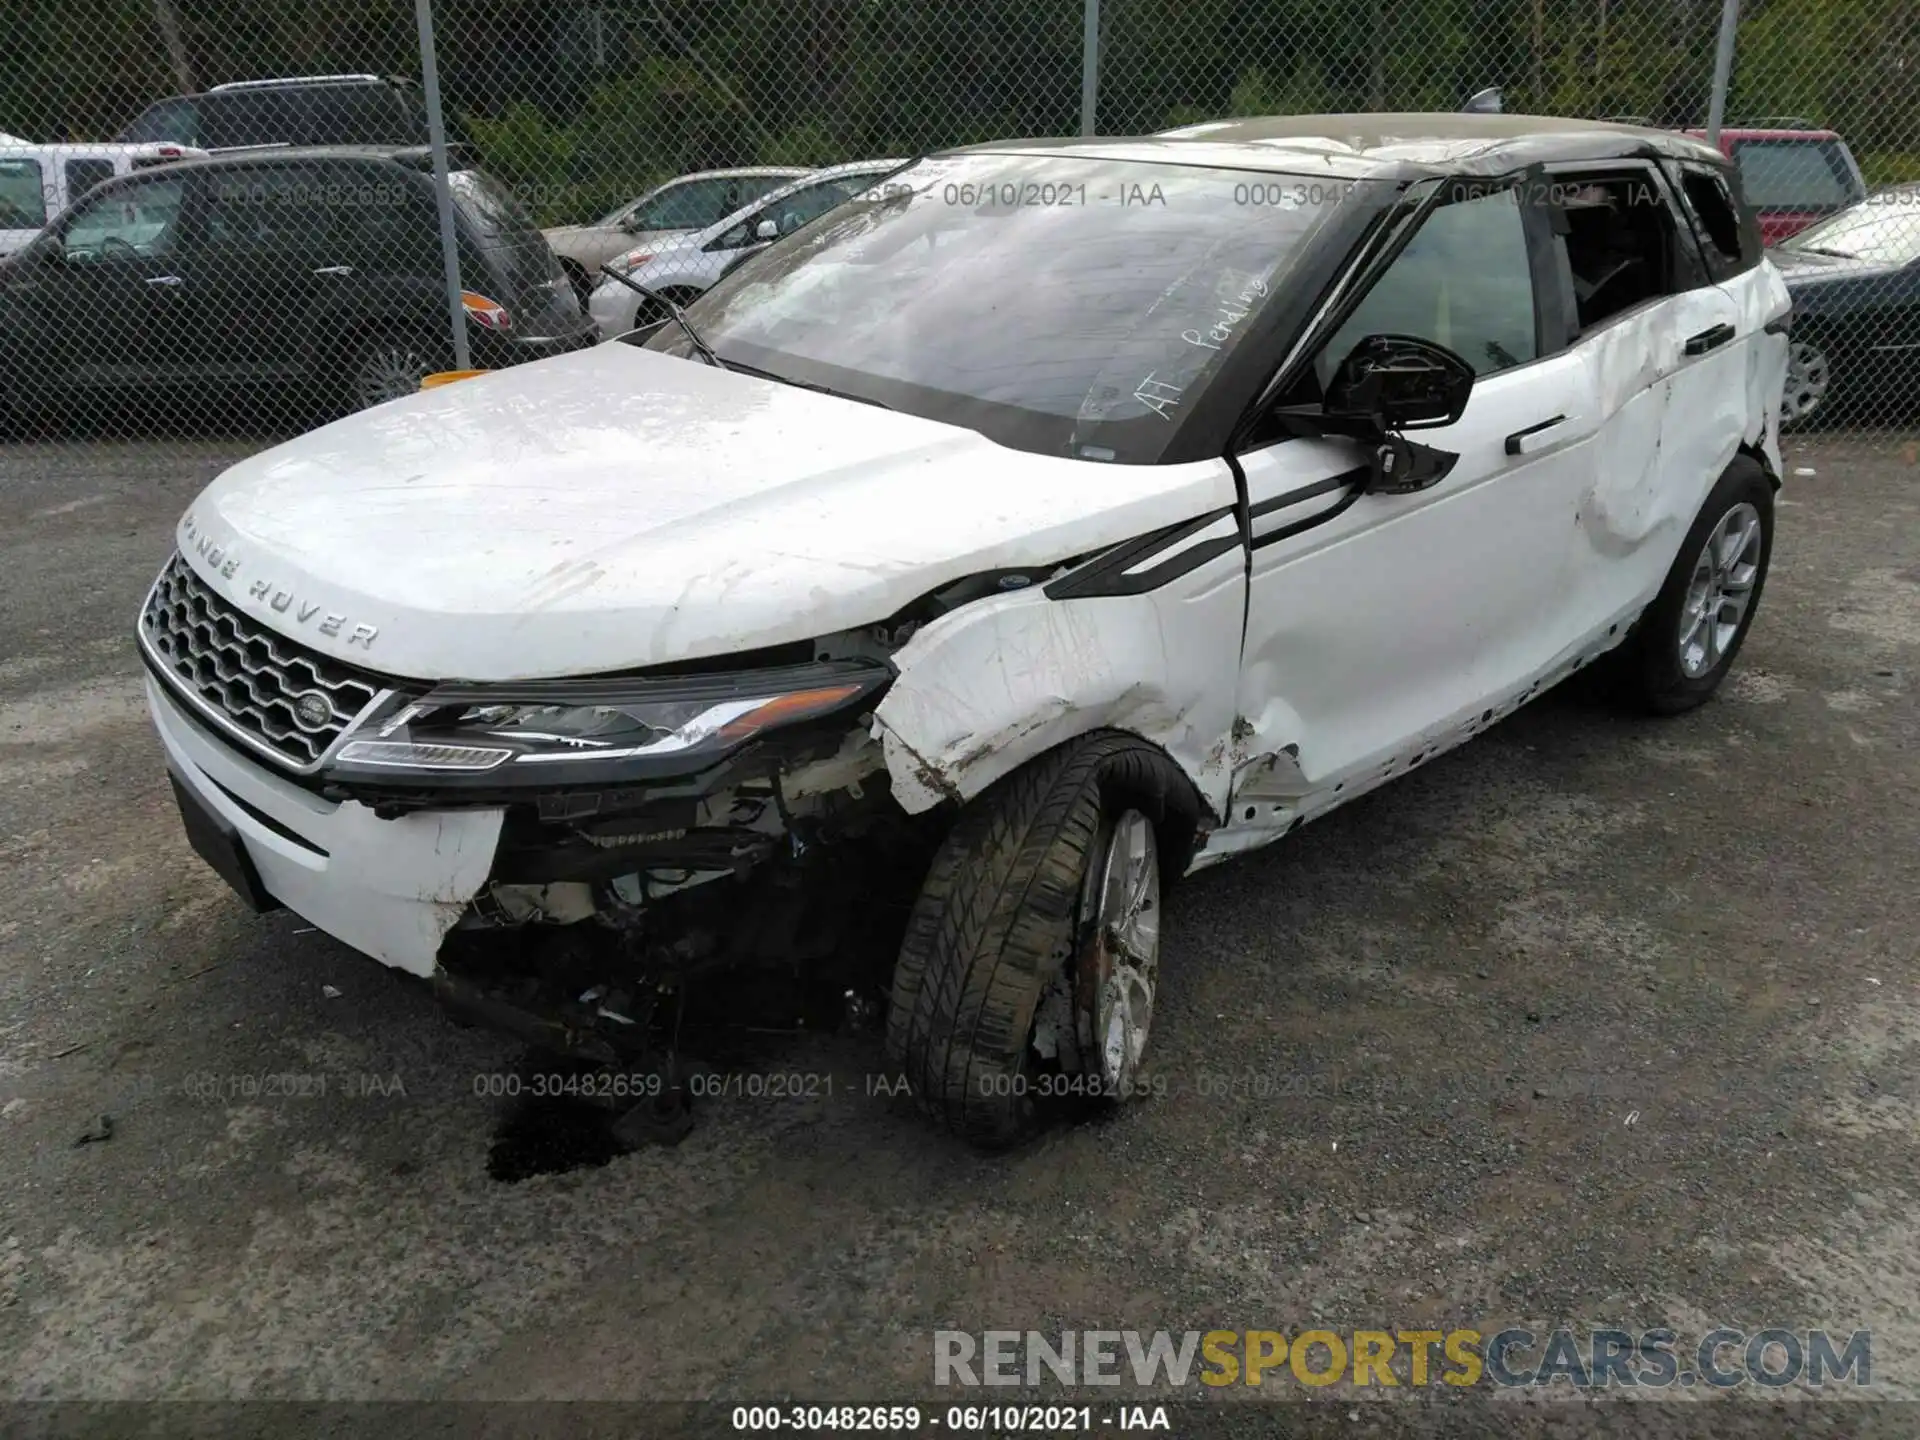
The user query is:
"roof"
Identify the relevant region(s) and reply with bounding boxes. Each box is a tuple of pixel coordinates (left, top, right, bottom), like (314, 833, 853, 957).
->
(111, 143, 475, 177)
(0, 141, 206, 159)
(948, 112, 1727, 180)
(1687, 126, 1844, 141)
(668, 166, 810, 182)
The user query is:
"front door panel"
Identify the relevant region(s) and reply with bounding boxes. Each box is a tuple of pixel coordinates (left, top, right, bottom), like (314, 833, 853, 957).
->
(1232, 351, 1599, 821)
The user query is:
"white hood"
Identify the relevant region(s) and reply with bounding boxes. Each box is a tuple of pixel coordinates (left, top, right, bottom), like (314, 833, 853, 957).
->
(177, 345, 1230, 681)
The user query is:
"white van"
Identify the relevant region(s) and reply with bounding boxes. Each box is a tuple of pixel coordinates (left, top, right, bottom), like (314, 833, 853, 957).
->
(0, 142, 207, 257)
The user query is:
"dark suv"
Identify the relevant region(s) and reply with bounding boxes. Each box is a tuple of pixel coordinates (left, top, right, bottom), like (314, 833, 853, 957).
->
(0, 146, 594, 423)
(114, 75, 458, 152)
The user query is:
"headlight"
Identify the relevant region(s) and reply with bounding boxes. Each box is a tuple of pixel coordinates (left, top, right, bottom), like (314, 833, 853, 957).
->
(325, 661, 889, 788)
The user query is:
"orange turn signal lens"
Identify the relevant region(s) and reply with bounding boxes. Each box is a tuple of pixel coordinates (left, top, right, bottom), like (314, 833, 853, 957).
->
(716, 685, 865, 741)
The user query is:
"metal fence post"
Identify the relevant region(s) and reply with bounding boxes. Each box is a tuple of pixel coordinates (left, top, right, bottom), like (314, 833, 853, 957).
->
(1080, 0, 1102, 137)
(414, 0, 471, 372)
(1705, 0, 1741, 142)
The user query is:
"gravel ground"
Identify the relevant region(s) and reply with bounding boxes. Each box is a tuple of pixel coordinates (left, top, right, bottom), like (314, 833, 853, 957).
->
(0, 431, 1915, 1433)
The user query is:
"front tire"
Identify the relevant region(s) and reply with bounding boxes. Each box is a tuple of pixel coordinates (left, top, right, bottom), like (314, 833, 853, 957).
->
(1615, 456, 1774, 715)
(885, 732, 1199, 1150)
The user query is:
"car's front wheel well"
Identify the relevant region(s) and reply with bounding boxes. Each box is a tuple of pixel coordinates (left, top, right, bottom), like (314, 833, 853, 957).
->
(1739, 439, 1782, 491)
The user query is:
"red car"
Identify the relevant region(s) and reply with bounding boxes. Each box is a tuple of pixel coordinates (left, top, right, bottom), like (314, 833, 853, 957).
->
(1684, 122, 1868, 245)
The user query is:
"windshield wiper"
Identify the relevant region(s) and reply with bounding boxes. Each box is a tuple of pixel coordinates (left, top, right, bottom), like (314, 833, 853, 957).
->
(1794, 245, 1855, 258)
(719, 357, 898, 413)
(597, 264, 727, 370)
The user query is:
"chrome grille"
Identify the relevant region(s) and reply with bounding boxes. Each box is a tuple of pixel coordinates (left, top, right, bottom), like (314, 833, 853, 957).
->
(141, 552, 383, 770)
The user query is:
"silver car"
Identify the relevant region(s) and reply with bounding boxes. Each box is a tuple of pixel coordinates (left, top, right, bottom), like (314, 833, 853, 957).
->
(587, 159, 906, 338)
(542, 166, 806, 304)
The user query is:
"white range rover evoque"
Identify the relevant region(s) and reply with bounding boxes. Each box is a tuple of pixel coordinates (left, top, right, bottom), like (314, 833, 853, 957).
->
(142, 114, 1791, 1148)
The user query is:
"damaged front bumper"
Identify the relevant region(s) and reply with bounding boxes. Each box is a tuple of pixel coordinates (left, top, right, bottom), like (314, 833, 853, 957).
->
(149, 651, 931, 1065)
(148, 675, 504, 976)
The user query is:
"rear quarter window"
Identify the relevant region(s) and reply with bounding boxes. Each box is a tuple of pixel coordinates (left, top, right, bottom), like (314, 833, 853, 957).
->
(1672, 164, 1761, 278)
(1732, 140, 1862, 211)
(447, 169, 541, 243)
(118, 98, 201, 146)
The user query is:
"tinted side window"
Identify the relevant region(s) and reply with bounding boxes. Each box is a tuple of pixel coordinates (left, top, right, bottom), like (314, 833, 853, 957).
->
(119, 98, 201, 145)
(0, 159, 48, 229)
(65, 159, 118, 201)
(1732, 140, 1859, 211)
(1318, 187, 1538, 381)
(769, 177, 868, 235)
(61, 177, 186, 260)
(1548, 171, 1684, 335)
(341, 172, 438, 272)
(716, 176, 871, 248)
(301, 87, 413, 145)
(201, 166, 337, 252)
(631, 178, 747, 230)
(196, 95, 260, 149)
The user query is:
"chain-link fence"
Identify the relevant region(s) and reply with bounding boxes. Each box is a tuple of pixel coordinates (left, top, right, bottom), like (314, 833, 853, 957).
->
(2, 0, 1915, 442)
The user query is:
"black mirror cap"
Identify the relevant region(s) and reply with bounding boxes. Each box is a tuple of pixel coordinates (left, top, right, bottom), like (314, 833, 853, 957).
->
(1324, 334, 1475, 433)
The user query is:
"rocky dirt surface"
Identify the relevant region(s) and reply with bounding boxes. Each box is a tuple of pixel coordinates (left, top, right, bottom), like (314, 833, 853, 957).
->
(0, 433, 1915, 1436)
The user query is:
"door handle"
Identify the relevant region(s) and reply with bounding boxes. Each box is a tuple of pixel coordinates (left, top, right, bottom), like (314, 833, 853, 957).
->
(312, 265, 355, 277)
(1684, 322, 1736, 356)
(1505, 414, 1567, 456)
(144, 274, 184, 287)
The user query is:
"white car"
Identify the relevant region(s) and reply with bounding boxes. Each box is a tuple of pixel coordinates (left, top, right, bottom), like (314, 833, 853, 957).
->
(541, 166, 807, 304)
(587, 158, 905, 337)
(142, 115, 1789, 1149)
(0, 141, 207, 256)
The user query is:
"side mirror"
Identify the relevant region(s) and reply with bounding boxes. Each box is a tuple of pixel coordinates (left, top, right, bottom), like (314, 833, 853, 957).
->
(1322, 334, 1474, 494)
(754, 218, 778, 241)
(1324, 334, 1474, 433)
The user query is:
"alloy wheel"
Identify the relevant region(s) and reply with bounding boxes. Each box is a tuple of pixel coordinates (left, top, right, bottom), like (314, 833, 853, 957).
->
(1678, 501, 1763, 679)
(1074, 809, 1161, 1095)
(354, 339, 431, 411)
(1780, 340, 1831, 428)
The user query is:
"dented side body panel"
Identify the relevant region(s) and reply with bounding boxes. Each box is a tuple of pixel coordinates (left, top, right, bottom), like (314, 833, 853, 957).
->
(874, 462, 1244, 820)
(1567, 260, 1791, 631)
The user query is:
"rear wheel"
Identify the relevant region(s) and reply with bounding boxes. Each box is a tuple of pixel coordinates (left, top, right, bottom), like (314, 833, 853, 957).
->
(345, 330, 447, 413)
(1613, 457, 1773, 715)
(885, 732, 1198, 1149)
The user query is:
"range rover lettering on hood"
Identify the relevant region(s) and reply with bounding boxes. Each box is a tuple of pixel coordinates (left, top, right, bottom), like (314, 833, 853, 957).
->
(181, 510, 380, 649)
